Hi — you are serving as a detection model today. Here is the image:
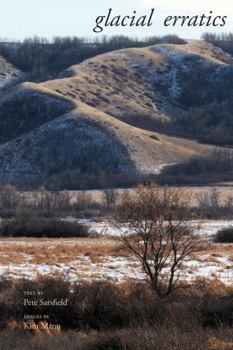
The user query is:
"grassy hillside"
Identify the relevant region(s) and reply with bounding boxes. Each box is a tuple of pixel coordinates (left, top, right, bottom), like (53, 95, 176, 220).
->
(44, 40, 233, 143)
(0, 39, 232, 188)
(0, 53, 23, 91)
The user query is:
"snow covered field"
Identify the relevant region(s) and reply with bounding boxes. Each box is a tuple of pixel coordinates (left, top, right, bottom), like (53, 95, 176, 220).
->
(79, 219, 233, 237)
(1, 252, 232, 285)
(0, 219, 232, 285)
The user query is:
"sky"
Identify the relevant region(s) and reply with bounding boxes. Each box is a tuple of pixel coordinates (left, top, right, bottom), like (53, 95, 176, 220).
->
(0, 0, 232, 40)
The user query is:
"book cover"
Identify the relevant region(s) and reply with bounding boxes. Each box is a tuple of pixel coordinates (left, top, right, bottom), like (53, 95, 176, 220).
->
(0, 1, 232, 349)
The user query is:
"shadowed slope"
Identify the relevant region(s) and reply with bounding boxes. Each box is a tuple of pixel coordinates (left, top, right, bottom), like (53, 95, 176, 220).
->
(0, 40, 232, 187)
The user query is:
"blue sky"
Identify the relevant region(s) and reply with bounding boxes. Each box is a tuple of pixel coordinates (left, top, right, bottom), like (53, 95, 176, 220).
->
(0, 0, 232, 40)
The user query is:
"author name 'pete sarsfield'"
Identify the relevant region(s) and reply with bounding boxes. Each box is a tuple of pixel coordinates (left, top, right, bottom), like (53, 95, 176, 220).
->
(24, 298, 68, 306)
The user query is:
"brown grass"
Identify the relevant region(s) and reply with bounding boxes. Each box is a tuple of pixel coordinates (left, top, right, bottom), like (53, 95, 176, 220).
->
(201, 337, 233, 350)
(0, 237, 128, 265)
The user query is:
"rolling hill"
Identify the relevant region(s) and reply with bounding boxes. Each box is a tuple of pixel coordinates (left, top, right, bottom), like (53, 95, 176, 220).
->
(0, 53, 24, 91)
(0, 40, 232, 188)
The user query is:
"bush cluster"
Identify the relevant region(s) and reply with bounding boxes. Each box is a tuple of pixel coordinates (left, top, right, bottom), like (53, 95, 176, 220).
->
(215, 227, 233, 243)
(0, 211, 90, 237)
(0, 278, 232, 349)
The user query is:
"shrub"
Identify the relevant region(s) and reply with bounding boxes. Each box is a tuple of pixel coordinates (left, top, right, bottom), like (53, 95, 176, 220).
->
(203, 32, 233, 56)
(159, 149, 233, 187)
(0, 278, 233, 349)
(87, 335, 125, 350)
(0, 278, 175, 331)
(214, 227, 233, 243)
(0, 210, 90, 237)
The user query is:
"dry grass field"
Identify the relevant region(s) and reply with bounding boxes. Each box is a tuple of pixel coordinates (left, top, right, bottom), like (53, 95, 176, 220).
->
(0, 229, 232, 284)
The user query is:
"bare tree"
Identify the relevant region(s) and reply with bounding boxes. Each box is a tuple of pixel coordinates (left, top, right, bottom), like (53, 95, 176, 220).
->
(117, 184, 204, 298)
(76, 190, 92, 210)
(0, 184, 19, 210)
(102, 188, 118, 208)
(195, 192, 210, 211)
(209, 188, 221, 211)
(225, 195, 233, 211)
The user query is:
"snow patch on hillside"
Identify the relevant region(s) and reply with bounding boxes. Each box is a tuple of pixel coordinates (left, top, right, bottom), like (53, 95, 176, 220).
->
(0, 56, 23, 91)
